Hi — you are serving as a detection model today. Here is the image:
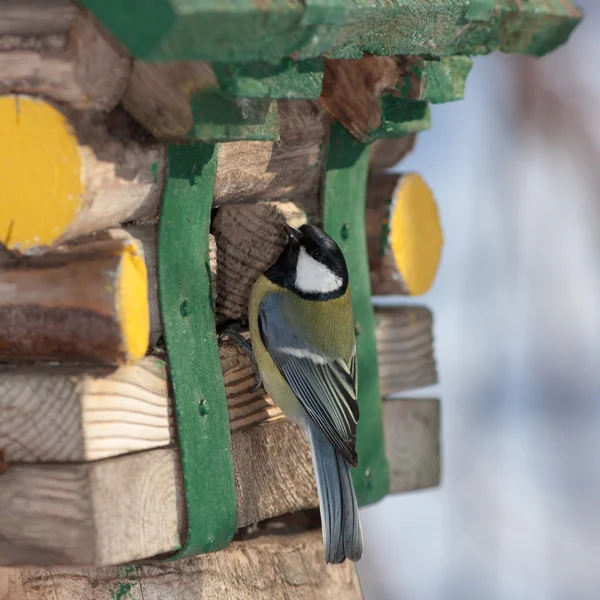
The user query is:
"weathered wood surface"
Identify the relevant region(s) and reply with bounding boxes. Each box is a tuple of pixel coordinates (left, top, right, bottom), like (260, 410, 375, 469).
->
(384, 398, 441, 494)
(0, 97, 165, 253)
(212, 200, 311, 322)
(0, 1, 131, 110)
(0, 230, 149, 364)
(122, 60, 217, 138)
(319, 55, 401, 142)
(214, 100, 329, 205)
(375, 306, 437, 396)
(0, 529, 363, 599)
(369, 135, 417, 173)
(367, 172, 443, 296)
(0, 357, 172, 462)
(79, 0, 582, 63)
(0, 338, 441, 565)
(0, 448, 182, 566)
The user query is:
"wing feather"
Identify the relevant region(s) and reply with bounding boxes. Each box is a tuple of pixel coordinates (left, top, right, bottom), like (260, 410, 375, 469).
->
(258, 295, 359, 466)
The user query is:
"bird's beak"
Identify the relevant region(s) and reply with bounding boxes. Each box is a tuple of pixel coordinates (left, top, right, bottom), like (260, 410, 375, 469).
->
(283, 224, 302, 243)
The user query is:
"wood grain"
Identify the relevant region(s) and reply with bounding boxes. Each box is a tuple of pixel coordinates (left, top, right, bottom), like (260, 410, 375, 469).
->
(384, 398, 441, 494)
(0, 101, 165, 253)
(0, 448, 183, 566)
(319, 55, 401, 142)
(0, 1, 131, 111)
(122, 61, 217, 138)
(214, 100, 329, 206)
(367, 173, 410, 295)
(212, 200, 311, 322)
(375, 306, 438, 396)
(369, 135, 417, 172)
(0, 230, 149, 364)
(4, 530, 362, 599)
(0, 357, 172, 462)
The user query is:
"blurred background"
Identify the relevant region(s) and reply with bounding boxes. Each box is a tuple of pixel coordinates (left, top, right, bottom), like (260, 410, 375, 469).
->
(357, 3, 600, 599)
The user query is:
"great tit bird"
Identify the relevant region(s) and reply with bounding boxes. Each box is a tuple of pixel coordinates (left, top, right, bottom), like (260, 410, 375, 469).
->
(248, 223, 363, 564)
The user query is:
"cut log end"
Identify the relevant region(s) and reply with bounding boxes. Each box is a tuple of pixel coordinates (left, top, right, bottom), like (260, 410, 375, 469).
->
(0, 96, 165, 254)
(367, 172, 443, 296)
(0, 96, 84, 252)
(0, 230, 150, 364)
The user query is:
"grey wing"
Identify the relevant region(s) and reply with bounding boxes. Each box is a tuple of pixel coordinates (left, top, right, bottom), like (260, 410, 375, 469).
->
(258, 294, 359, 466)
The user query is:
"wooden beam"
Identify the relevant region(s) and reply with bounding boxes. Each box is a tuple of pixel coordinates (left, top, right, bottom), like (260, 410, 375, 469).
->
(0, 229, 149, 364)
(213, 100, 329, 205)
(0, 357, 172, 463)
(369, 135, 417, 173)
(367, 172, 443, 296)
(0, 1, 131, 111)
(3, 530, 363, 599)
(79, 0, 581, 63)
(0, 98, 165, 254)
(0, 447, 183, 566)
(0, 336, 441, 565)
(122, 60, 280, 142)
(384, 398, 441, 494)
(375, 306, 438, 396)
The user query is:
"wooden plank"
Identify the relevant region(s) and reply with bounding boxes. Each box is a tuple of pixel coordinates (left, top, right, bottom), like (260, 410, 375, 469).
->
(384, 398, 441, 494)
(80, 0, 581, 63)
(0, 448, 183, 566)
(5, 530, 363, 599)
(0, 229, 149, 364)
(0, 1, 131, 111)
(375, 306, 438, 396)
(158, 142, 237, 558)
(369, 135, 417, 173)
(0, 357, 172, 463)
(0, 337, 440, 565)
(214, 100, 329, 205)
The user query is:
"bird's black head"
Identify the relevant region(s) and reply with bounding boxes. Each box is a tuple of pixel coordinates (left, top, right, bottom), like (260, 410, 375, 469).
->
(265, 224, 349, 301)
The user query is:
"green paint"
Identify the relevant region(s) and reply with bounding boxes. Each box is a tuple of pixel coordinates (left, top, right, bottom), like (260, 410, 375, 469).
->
(322, 123, 390, 506)
(158, 144, 237, 559)
(151, 162, 159, 183)
(81, 0, 580, 63)
(216, 58, 324, 99)
(364, 99, 431, 142)
(110, 566, 137, 600)
(189, 91, 280, 141)
(396, 56, 473, 104)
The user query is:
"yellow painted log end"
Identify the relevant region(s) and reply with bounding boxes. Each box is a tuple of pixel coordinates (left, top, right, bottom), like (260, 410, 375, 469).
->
(116, 240, 150, 363)
(0, 95, 83, 253)
(390, 173, 443, 295)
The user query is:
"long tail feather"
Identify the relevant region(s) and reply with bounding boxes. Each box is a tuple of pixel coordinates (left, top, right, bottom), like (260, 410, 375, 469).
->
(307, 422, 363, 563)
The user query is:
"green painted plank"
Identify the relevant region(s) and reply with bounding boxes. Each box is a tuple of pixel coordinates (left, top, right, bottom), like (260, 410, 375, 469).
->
(81, 0, 581, 63)
(215, 58, 324, 99)
(321, 123, 390, 506)
(396, 56, 473, 104)
(189, 91, 280, 141)
(158, 144, 237, 559)
(362, 99, 431, 142)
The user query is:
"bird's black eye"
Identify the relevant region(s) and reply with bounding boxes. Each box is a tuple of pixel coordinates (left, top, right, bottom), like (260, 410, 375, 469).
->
(312, 250, 323, 261)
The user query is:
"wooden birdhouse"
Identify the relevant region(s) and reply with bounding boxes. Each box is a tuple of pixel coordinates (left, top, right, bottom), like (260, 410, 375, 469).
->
(0, 1, 581, 598)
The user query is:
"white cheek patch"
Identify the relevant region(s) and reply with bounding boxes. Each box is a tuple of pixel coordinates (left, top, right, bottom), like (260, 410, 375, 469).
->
(295, 246, 343, 294)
